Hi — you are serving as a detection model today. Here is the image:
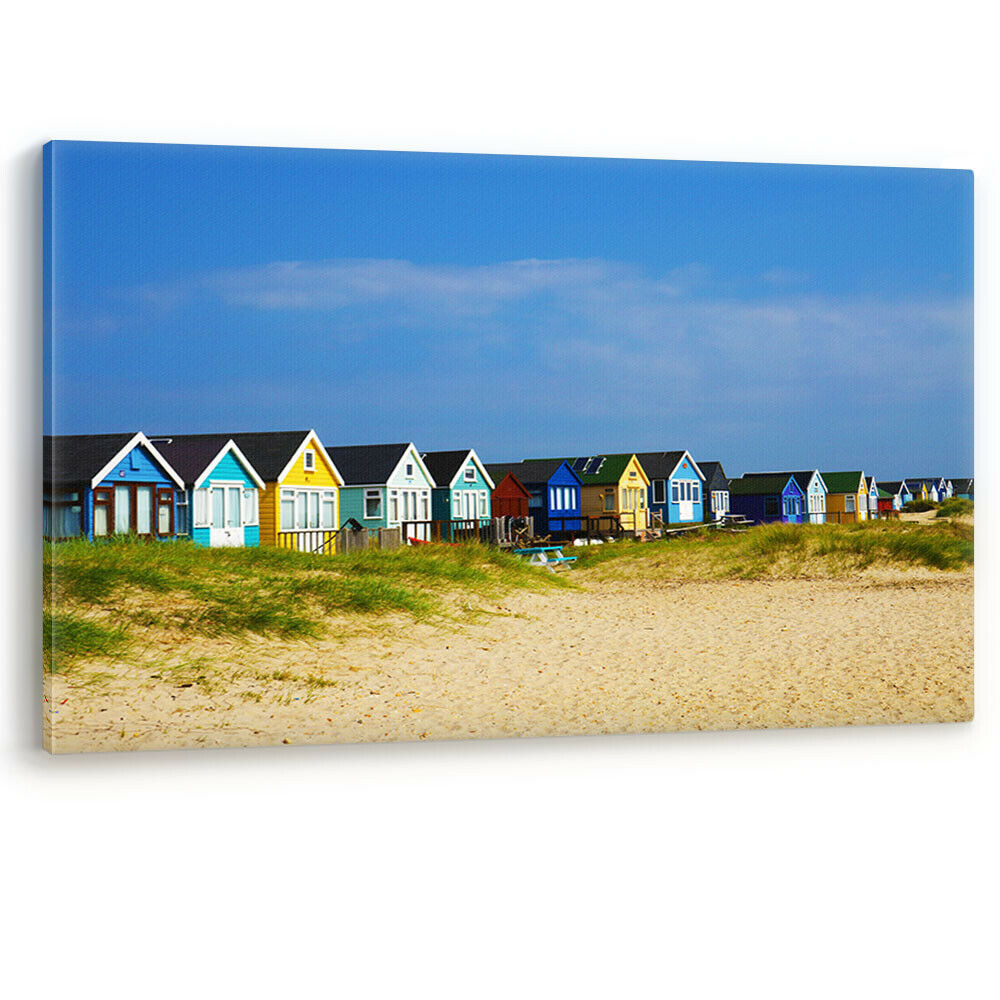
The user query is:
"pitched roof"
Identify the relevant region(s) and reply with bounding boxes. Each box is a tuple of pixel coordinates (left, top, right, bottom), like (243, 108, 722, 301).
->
(697, 461, 728, 490)
(951, 477, 974, 493)
(44, 433, 137, 486)
(487, 459, 582, 486)
(555, 454, 636, 485)
(875, 488, 893, 499)
(324, 443, 415, 486)
(421, 449, 493, 489)
(221, 431, 316, 481)
(148, 434, 243, 486)
(821, 471, 865, 493)
(729, 474, 798, 496)
(878, 481, 906, 495)
(744, 470, 822, 494)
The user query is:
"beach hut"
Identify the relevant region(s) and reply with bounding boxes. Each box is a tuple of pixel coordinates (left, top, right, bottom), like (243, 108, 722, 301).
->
(561, 454, 650, 533)
(697, 461, 730, 521)
(951, 477, 974, 500)
(875, 487, 895, 515)
(487, 459, 583, 535)
(421, 450, 494, 532)
(877, 481, 910, 511)
(150, 434, 265, 547)
(230, 430, 343, 553)
(635, 451, 705, 524)
(867, 476, 880, 520)
(744, 470, 827, 524)
(908, 477, 947, 503)
(728, 474, 806, 524)
(486, 469, 531, 519)
(325, 442, 436, 541)
(821, 471, 868, 522)
(43, 432, 184, 541)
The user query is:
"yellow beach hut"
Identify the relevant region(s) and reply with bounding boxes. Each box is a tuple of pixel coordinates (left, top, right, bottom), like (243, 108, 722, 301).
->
(232, 430, 344, 553)
(563, 453, 651, 534)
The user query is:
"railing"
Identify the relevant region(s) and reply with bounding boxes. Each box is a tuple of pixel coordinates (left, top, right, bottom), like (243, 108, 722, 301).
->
(278, 528, 339, 553)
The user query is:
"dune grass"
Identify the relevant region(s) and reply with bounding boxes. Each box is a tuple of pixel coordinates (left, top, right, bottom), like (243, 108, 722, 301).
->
(570, 518, 973, 581)
(43, 537, 570, 672)
(43, 611, 130, 673)
(935, 497, 974, 519)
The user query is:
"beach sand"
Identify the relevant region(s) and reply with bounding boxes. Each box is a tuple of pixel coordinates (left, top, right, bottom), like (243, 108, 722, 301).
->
(43, 565, 974, 753)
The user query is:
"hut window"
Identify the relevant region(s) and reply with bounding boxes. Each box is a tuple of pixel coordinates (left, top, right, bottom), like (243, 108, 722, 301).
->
(692, 482, 701, 503)
(228, 488, 243, 528)
(303, 450, 316, 472)
(136, 486, 153, 534)
(93, 488, 112, 537)
(364, 490, 382, 519)
(176, 494, 189, 534)
(308, 493, 320, 529)
(388, 491, 399, 523)
(479, 492, 487, 516)
(194, 488, 211, 527)
(242, 490, 258, 526)
(212, 488, 226, 529)
(295, 492, 307, 529)
(652, 480, 665, 504)
(156, 488, 173, 535)
(529, 489, 542, 509)
(845, 495, 855, 512)
(406, 463, 414, 476)
(764, 496, 779, 517)
(43, 492, 83, 539)
(603, 489, 615, 511)
(280, 490, 295, 531)
(421, 494, 430, 520)
(670, 481, 680, 503)
(321, 492, 335, 528)
(464, 466, 476, 482)
(550, 488, 559, 510)
(452, 491, 462, 509)
(114, 485, 131, 534)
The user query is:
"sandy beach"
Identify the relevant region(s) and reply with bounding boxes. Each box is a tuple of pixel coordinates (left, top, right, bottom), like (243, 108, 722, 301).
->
(44, 564, 974, 753)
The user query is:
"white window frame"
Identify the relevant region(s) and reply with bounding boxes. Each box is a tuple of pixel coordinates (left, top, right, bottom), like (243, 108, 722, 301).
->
(279, 486, 335, 532)
(479, 491, 488, 517)
(670, 481, 680, 503)
(363, 489, 382, 520)
(388, 490, 399, 523)
(241, 488, 259, 526)
(464, 466, 476, 482)
(692, 482, 700, 503)
(194, 487, 211, 528)
(303, 449, 316, 472)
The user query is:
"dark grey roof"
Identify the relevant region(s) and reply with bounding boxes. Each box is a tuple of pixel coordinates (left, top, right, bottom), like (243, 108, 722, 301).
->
(951, 477, 974, 493)
(488, 459, 582, 486)
(633, 451, 698, 480)
(148, 434, 239, 486)
(697, 461, 729, 491)
(44, 433, 138, 487)
(729, 474, 798, 496)
(878, 480, 906, 494)
(744, 470, 820, 493)
(228, 431, 315, 482)
(421, 450, 474, 488)
(324, 443, 413, 486)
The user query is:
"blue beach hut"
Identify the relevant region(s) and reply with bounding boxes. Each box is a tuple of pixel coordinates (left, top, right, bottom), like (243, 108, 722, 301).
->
(150, 434, 266, 547)
(635, 451, 705, 524)
(728, 473, 806, 524)
(43, 432, 185, 541)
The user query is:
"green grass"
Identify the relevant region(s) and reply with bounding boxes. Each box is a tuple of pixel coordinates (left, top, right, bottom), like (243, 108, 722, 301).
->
(935, 497, 974, 519)
(43, 537, 569, 671)
(569, 518, 973, 580)
(43, 611, 130, 673)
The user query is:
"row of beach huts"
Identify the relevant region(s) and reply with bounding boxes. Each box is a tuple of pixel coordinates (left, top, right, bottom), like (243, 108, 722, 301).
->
(42, 431, 973, 551)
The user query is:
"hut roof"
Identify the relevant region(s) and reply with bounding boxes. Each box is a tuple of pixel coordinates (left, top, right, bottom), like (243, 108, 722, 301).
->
(821, 471, 865, 493)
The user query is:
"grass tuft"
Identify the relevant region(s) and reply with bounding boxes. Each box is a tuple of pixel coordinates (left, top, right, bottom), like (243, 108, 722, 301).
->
(43, 611, 130, 673)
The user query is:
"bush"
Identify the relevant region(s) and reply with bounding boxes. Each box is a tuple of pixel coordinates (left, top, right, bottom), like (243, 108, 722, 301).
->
(903, 499, 938, 513)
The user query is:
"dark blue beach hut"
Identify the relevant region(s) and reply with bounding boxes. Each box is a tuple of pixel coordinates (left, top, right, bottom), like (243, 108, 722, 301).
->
(43, 432, 185, 540)
(485, 459, 583, 535)
(727, 473, 806, 524)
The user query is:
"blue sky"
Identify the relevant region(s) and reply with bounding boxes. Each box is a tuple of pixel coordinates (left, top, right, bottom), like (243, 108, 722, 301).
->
(44, 141, 973, 478)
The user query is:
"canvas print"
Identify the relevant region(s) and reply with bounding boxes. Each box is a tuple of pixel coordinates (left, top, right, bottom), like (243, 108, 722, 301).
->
(42, 141, 974, 753)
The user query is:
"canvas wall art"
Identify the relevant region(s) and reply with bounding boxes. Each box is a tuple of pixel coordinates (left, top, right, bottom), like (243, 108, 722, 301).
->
(42, 141, 974, 753)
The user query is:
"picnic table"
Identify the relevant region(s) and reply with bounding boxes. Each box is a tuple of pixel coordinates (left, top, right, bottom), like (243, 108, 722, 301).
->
(511, 544, 577, 571)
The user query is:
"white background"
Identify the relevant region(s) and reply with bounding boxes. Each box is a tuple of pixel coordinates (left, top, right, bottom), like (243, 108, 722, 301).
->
(3, 2, 996, 996)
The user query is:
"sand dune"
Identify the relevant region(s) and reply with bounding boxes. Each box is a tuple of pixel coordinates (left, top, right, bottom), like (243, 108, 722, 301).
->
(43, 565, 974, 753)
